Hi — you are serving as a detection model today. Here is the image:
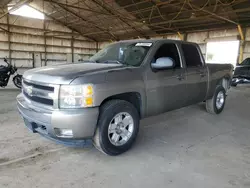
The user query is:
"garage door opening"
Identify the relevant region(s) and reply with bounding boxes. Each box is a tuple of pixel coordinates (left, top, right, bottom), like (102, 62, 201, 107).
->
(206, 41, 239, 67)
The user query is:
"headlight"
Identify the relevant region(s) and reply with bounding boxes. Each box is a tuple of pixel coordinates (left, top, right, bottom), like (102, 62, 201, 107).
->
(59, 84, 94, 108)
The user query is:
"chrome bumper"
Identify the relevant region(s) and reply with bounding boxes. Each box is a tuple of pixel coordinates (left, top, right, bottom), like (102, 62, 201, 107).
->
(17, 93, 99, 146)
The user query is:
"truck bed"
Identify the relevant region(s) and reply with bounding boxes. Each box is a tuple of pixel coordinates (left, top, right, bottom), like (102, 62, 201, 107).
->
(206, 63, 233, 99)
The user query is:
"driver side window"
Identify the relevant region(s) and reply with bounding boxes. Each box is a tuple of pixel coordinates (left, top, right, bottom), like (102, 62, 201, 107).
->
(152, 43, 181, 68)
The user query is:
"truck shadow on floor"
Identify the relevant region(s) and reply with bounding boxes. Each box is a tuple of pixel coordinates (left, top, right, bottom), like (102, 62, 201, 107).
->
(125, 102, 231, 156)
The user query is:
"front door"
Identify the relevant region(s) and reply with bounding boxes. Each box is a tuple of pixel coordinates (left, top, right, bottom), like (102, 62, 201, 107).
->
(145, 42, 187, 116)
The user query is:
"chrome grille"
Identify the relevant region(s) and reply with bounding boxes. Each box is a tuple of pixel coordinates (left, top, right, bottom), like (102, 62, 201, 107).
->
(22, 80, 54, 106)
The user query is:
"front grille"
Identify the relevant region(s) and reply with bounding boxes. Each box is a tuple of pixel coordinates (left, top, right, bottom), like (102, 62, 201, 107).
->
(23, 80, 54, 91)
(22, 80, 54, 106)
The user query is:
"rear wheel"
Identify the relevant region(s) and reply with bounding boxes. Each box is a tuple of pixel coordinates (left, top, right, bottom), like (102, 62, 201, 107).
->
(206, 85, 226, 114)
(13, 75, 22, 89)
(93, 100, 139, 156)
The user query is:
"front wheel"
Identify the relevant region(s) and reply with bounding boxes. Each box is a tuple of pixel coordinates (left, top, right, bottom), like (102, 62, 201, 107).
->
(13, 75, 22, 89)
(93, 100, 139, 156)
(206, 85, 226, 114)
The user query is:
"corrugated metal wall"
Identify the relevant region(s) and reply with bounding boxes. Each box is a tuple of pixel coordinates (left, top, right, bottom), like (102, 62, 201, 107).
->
(170, 28, 250, 62)
(187, 28, 250, 62)
(0, 14, 98, 69)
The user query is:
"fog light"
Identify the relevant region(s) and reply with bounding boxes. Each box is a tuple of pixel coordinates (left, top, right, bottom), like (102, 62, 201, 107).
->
(54, 128, 73, 138)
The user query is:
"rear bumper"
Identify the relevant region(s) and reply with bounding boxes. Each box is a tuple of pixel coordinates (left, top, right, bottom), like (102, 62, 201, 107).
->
(17, 93, 99, 147)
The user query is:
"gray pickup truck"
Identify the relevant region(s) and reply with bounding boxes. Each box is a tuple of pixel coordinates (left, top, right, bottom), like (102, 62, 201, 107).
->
(17, 39, 233, 155)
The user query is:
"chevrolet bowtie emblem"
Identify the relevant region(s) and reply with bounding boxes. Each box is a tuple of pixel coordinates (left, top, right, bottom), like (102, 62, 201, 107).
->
(26, 86, 33, 96)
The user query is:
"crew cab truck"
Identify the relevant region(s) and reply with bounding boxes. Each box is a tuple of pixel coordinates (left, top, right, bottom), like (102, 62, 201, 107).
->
(17, 39, 233, 155)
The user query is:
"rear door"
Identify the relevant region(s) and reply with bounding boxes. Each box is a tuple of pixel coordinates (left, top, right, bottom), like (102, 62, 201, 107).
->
(181, 43, 208, 105)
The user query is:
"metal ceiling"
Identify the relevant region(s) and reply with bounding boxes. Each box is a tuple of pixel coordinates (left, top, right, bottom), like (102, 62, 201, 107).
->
(2, 0, 250, 41)
(0, 0, 12, 7)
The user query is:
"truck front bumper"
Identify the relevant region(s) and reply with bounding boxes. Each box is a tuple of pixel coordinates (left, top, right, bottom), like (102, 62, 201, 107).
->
(17, 93, 99, 147)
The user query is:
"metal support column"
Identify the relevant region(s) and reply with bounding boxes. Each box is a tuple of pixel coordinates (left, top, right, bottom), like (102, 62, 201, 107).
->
(177, 32, 184, 41)
(43, 20, 47, 66)
(7, 14, 11, 64)
(183, 33, 187, 41)
(177, 32, 187, 41)
(96, 42, 99, 53)
(237, 25, 245, 64)
(71, 33, 74, 63)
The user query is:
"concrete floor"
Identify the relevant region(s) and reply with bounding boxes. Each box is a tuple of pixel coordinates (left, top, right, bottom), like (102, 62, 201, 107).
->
(0, 86, 250, 188)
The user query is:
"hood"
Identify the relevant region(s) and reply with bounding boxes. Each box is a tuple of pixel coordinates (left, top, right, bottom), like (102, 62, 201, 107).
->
(23, 63, 124, 84)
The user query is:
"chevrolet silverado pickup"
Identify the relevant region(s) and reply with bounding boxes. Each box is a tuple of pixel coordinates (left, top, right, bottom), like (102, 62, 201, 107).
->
(17, 39, 233, 155)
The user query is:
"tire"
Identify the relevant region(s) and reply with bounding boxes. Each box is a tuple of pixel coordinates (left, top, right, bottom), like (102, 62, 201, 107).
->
(206, 85, 226, 114)
(231, 83, 237, 87)
(13, 75, 22, 89)
(93, 99, 140, 156)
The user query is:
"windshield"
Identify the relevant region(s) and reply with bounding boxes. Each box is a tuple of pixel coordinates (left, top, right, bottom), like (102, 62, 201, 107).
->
(89, 42, 152, 67)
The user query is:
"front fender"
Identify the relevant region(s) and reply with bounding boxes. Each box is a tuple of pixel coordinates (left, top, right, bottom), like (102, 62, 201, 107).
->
(70, 67, 147, 116)
(98, 69, 146, 117)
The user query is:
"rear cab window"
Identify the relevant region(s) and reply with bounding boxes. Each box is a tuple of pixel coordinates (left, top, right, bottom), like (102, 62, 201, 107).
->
(181, 43, 203, 68)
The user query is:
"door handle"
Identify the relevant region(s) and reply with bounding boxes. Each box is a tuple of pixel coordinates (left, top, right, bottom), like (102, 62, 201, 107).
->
(176, 75, 184, 80)
(196, 69, 206, 77)
(200, 73, 205, 77)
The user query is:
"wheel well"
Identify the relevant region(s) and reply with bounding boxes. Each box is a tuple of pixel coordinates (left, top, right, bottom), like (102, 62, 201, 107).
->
(221, 77, 230, 91)
(100, 92, 142, 118)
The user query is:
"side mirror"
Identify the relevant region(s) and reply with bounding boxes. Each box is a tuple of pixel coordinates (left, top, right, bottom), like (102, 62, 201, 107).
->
(3, 57, 10, 66)
(151, 57, 175, 70)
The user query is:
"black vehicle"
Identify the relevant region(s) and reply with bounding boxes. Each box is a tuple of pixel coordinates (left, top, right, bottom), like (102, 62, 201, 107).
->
(0, 58, 22, 89)
(231, 58, 250, 86)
